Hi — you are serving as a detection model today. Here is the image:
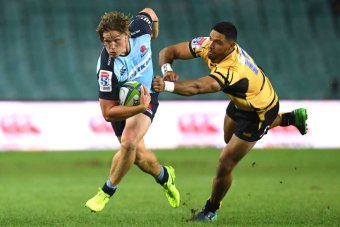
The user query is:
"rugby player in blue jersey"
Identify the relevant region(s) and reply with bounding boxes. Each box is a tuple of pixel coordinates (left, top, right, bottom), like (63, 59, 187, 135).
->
(85, 8, 180, 212)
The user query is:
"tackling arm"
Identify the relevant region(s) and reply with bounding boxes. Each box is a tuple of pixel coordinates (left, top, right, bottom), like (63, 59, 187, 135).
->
(152, 75, 221, 96)
(159, 42, 195, 81)
(159, 42, 194, 66)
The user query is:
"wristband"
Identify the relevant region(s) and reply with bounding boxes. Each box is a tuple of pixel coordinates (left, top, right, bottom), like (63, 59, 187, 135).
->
(164, 81, 175, 92)
(161, 63, 173, 76)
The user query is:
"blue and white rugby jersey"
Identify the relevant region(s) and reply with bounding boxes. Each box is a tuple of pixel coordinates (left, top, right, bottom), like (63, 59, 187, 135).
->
(96, 12, 154, 100)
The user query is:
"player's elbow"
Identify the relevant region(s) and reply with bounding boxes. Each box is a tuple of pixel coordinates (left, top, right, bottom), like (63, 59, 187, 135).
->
(151, 25, 159, 39)
(99, 99, 121, 122)
(159, 47, 174, 65)
(102, 110, 117, 122)
(159, 47, 168, 59)
(103, 113, 113, 122)
(141, 8, 158, 22)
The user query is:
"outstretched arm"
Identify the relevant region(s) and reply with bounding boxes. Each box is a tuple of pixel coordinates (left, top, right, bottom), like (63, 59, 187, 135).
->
(152, 75, 221, 96)
(159, 42, 195, 81)
(159, 42, 194, 65)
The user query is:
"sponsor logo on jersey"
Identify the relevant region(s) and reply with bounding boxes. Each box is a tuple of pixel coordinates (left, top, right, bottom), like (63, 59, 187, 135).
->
(120, 66, 127, 76)
(140, 45, 148, 57)
(238, 46, 258, 75)
(140, 45, 147, 53)
(192, 37, 207, 48)
(98, 70, 112, 92)
(129, 52, 152, 80)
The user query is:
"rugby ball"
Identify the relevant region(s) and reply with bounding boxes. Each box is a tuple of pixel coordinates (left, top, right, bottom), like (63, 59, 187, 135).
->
(119, 81, 142, 106)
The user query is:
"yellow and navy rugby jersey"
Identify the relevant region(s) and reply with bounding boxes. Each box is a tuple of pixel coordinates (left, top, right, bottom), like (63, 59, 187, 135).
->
(189, 37, 278, 112)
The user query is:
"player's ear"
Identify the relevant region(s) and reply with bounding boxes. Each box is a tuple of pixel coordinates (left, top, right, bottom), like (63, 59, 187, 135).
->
(227, 41, 235, 53)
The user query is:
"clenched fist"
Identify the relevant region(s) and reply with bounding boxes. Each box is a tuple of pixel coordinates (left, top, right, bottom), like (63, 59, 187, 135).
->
(152, 75, 165, 92)
(163, 71, 179, 82)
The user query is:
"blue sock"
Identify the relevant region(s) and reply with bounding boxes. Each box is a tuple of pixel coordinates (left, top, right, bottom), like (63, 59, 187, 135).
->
(156, 166, 169, 185)
(101, 179, 117, 196)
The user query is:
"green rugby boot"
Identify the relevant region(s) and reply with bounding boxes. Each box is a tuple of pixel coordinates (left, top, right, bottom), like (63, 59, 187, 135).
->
(292, 108, 308, 135)
(85, 188, 110, 213)
(162, 166, 180, 208)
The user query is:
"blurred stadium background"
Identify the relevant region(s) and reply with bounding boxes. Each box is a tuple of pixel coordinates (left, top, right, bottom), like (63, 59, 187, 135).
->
(1, 0, 340, 101)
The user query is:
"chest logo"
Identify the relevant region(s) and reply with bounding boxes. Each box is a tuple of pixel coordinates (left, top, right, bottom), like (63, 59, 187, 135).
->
(140, 45, 148, 57)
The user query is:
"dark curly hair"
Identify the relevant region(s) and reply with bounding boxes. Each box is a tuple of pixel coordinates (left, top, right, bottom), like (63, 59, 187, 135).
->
(96, 11, 131, 41)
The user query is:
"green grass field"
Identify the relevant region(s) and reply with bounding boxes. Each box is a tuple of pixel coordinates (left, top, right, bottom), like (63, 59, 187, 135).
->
(0, 148, 339, 226)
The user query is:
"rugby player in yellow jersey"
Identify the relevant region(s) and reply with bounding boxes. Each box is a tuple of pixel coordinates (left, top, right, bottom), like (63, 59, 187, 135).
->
(152, 22, 307, 221)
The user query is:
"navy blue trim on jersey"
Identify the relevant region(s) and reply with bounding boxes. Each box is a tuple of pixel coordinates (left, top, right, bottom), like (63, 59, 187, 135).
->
(97, 48, 119, 100)
(130, 12, 152, 38)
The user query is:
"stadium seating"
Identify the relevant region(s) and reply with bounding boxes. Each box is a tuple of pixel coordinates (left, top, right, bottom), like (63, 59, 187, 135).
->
(0, 0, 339, 100)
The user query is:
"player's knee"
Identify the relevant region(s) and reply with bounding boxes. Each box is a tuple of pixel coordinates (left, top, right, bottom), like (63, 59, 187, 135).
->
(216, 163, 229, 177)
(134, 149, 145, 164)
(218, 154, 238, 174)
(120, 140, 137, 153)
(134, 153, 142, 165)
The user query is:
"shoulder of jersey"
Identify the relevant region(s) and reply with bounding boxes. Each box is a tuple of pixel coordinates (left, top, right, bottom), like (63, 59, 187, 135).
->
(191, 37, 210, 49)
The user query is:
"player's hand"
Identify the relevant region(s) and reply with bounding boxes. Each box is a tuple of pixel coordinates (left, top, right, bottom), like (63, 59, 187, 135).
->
(163, 71, 179, 82)
(139, 85, 151, 109)
(152, 75, 165, 92)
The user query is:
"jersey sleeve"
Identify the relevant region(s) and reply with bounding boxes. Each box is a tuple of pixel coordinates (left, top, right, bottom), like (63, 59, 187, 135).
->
(96, 49, 119, 100)
(189, 37, 210, 58)
(129, 12, 153, 38)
